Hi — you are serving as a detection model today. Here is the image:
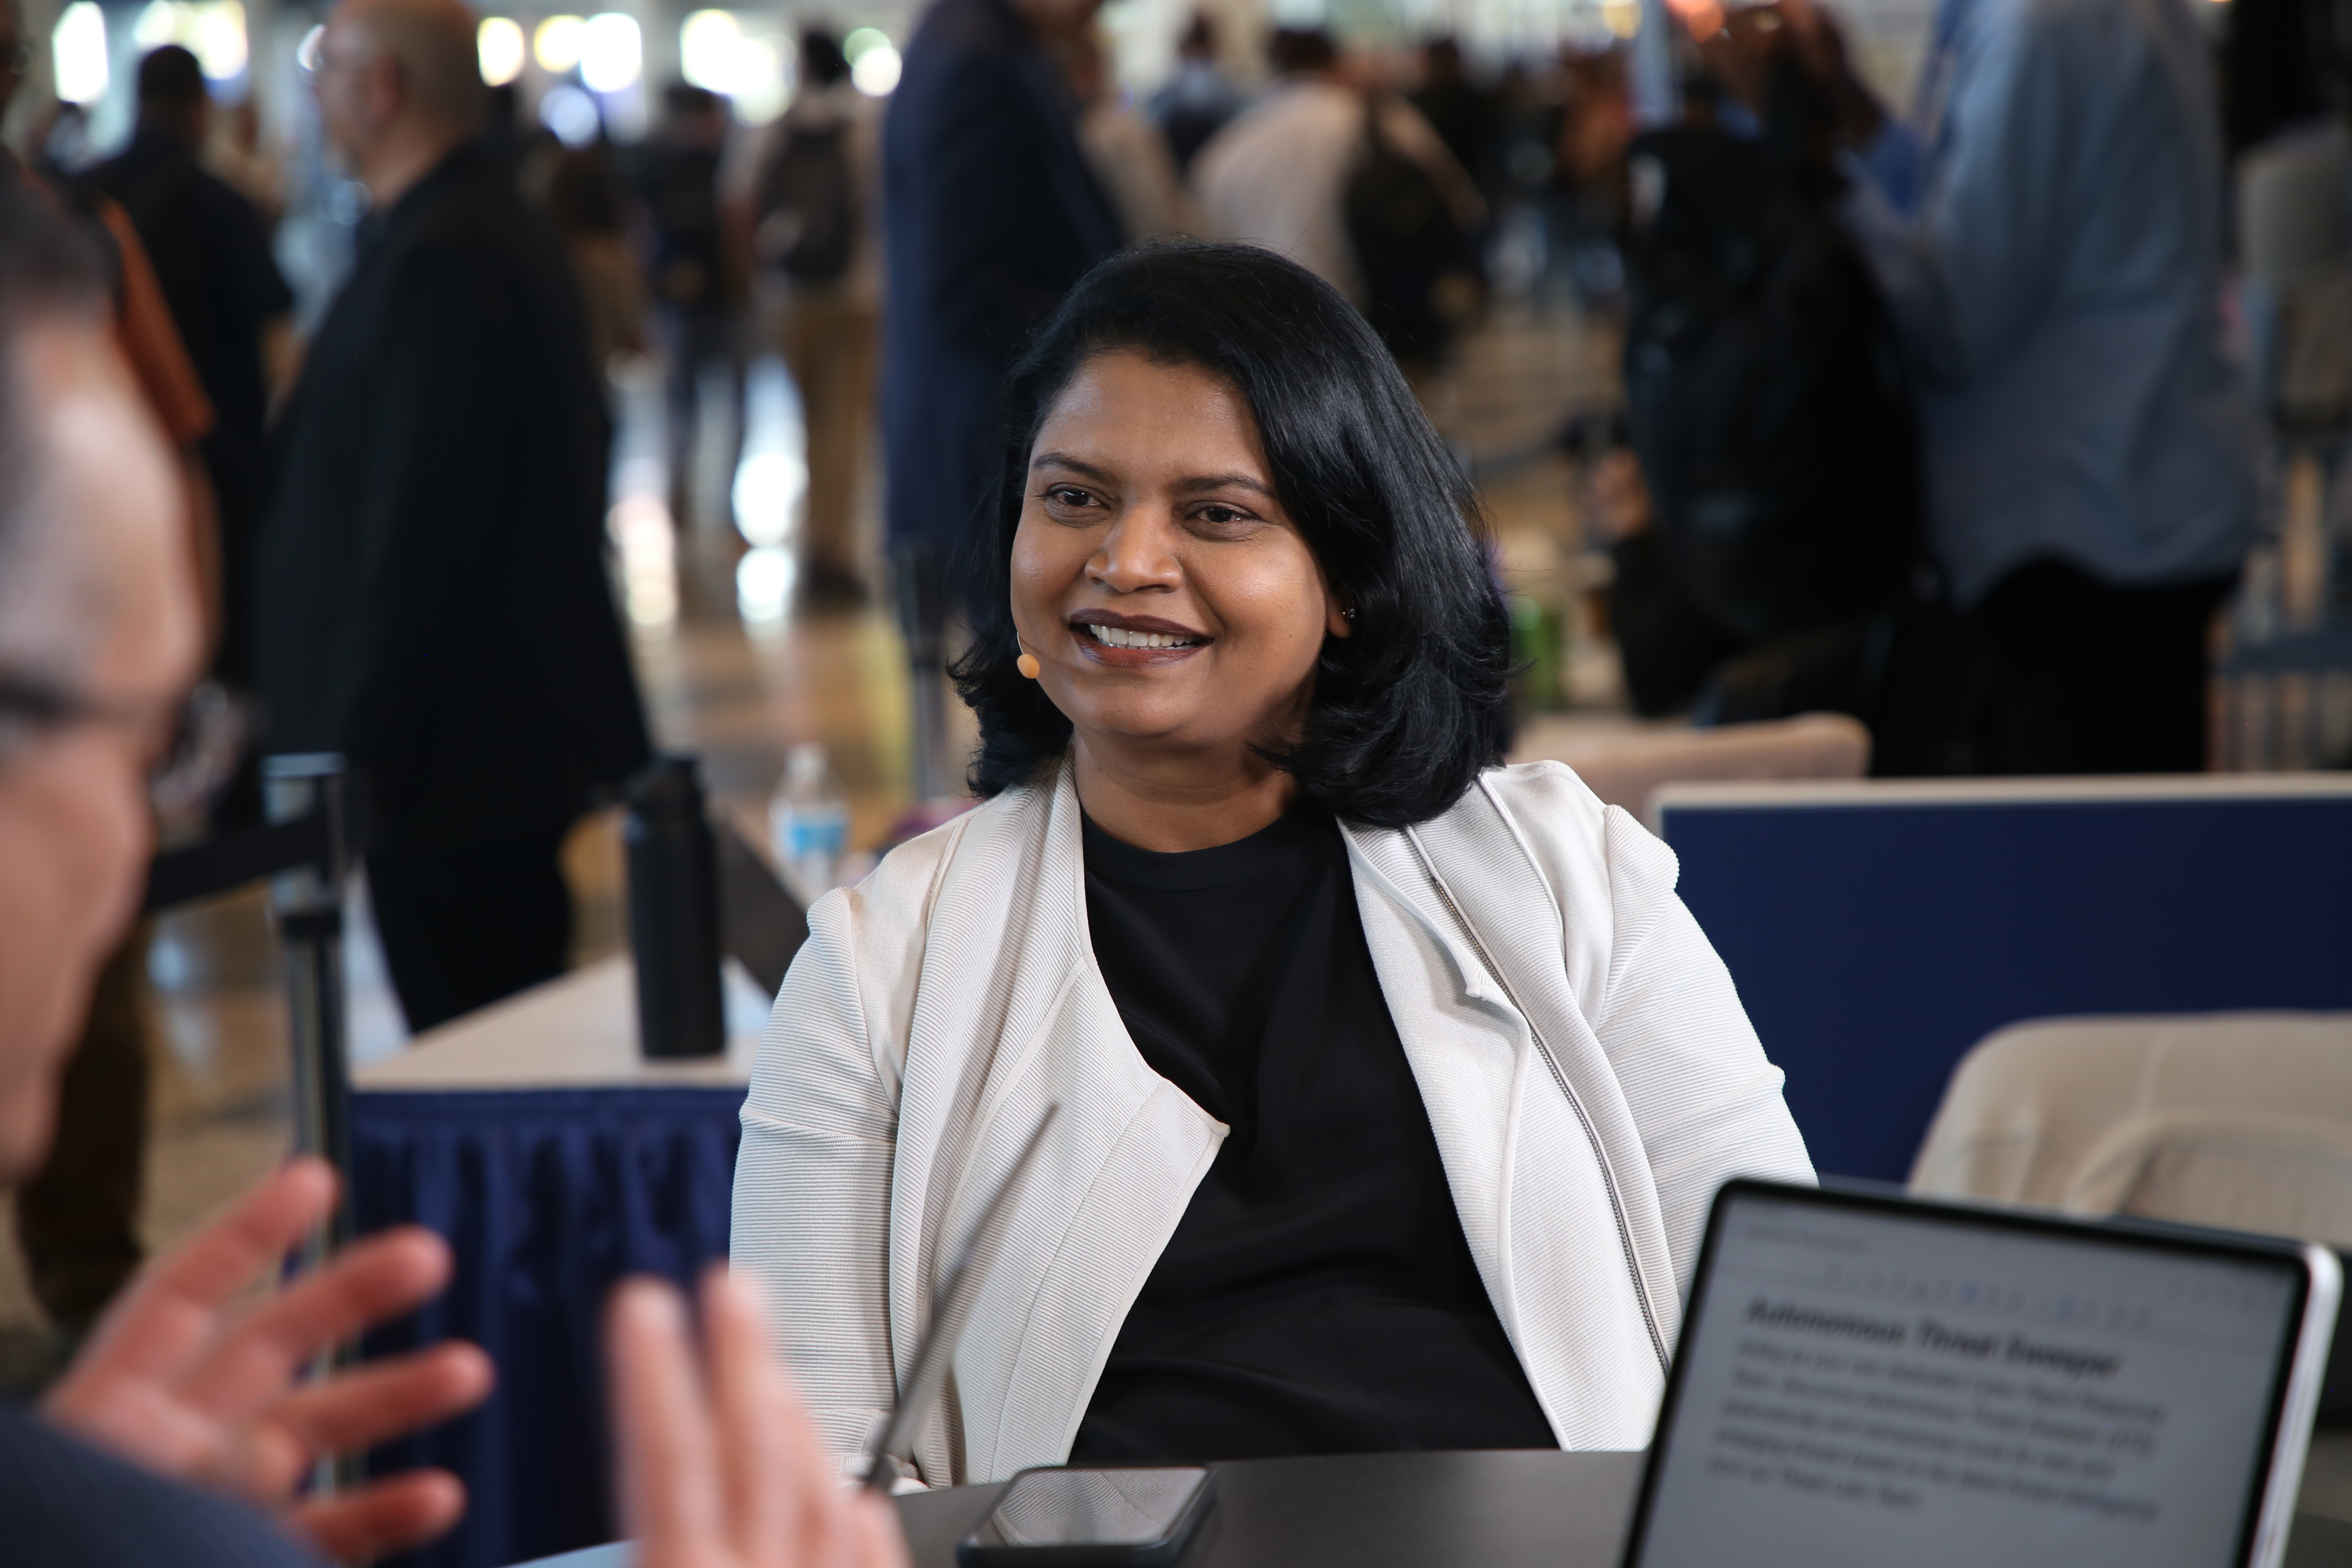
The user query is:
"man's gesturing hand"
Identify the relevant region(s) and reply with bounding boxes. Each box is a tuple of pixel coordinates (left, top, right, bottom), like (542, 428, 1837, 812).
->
(610, 1268, 910, 1568)
(42, 1156, 494, 1561)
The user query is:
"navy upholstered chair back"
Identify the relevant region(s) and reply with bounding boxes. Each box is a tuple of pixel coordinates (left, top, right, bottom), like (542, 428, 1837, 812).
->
(1654, 777, 2352, 1182)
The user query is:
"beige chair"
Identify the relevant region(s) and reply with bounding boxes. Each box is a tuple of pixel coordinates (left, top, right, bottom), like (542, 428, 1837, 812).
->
(1507, 711, 1870, 820)
(1914, 1015, 2352, 1504)
(1911, 1014, 2352, 1249)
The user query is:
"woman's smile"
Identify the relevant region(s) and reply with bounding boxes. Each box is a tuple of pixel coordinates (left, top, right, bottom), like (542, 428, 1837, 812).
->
(1069, 610, 1213, 666)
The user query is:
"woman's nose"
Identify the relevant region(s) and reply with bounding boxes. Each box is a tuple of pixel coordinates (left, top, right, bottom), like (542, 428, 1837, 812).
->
(1088, 511, 1182, 594)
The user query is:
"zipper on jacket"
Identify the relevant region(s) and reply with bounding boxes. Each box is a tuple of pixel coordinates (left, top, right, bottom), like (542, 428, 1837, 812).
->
(1406, 830, 1674, 1378)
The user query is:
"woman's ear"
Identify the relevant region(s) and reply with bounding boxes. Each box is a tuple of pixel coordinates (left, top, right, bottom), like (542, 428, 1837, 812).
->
(1326, 595, 1356, 639)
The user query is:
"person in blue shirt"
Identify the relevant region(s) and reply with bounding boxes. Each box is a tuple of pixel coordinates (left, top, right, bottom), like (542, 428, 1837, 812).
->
(1775, 0, 2259, 772)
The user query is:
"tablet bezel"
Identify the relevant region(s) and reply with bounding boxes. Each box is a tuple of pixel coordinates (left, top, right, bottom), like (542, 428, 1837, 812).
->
(1617, 1178, 2328, 1568)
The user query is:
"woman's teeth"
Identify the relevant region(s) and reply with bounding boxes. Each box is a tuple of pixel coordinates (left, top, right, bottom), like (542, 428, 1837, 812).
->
(1084, 624, 1200, 649)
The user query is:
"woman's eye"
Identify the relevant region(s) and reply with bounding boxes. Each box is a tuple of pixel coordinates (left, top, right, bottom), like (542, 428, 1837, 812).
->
(1197, 505, 1247, 526)
(1048, 487, 1093, 508)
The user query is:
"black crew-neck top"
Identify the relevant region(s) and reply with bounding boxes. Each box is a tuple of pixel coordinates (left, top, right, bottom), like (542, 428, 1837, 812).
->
(1067, 805, 1558, 1463)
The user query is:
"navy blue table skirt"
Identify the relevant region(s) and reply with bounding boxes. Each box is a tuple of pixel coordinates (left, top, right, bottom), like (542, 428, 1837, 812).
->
(352, 1086, 747, 1568)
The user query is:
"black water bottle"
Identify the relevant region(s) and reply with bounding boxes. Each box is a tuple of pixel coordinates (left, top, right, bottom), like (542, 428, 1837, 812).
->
(623, 755, 726, 1058)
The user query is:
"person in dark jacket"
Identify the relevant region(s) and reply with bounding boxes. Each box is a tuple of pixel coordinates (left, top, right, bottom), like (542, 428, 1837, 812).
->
(92, 44, 292, 689)
(883, 0, 1121, 796)
(631, 83, 745, 532)
(254, 0, 649, 1032)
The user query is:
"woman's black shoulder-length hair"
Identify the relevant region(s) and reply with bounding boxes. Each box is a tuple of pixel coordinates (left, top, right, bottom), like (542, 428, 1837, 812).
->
(950, 239, 1512, 830)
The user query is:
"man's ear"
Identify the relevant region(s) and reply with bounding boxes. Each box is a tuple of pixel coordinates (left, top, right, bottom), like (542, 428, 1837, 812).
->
(366, 54, 406, 121)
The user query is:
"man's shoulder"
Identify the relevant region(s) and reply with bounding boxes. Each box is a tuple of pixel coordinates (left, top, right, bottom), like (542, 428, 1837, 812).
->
(905, 0, 1019, 56)
(1972, 0, 2158, 57)
(0, 1404, 320, 1568)
(400, 172, 536, 263)
(379, 164, 570, 309)
(182, 162, 270, 225)
(898, 0, 1029, 95)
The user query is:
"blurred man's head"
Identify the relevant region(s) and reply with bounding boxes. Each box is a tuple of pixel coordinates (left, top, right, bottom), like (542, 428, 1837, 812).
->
(0, 190, 199, 1181)
(1054, 27, 1107, 107)
(800, 28, 848, 89)
(660, 82, 726, 146)
(137, 44, 214, 146)
(1010, 0, 1106, 45)
(1269, 26, 1338, 77)
(1424, 35, 1464, 85)
(313, 0, 484, 200)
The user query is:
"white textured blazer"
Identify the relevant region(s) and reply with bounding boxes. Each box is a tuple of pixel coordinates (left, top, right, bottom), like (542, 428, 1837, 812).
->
(731, 759, 1813, 1486)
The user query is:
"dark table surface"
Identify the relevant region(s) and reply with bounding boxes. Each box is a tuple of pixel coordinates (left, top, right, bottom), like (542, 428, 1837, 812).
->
(522, 1448, 2352, 1568)
(899, 1450, 1647, 1568)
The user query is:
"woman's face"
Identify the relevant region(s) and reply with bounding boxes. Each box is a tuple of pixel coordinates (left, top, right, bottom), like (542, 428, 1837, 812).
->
(1010, 351, 1348, 770)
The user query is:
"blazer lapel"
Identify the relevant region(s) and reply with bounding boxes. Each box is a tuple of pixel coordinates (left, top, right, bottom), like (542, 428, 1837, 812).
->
(894, 764, 1223, 1483)
(1344, 812, 1672, 1449)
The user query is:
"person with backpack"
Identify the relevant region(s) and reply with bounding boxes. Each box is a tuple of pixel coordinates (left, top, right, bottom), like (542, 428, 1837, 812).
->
(1608, 49, 1950, 772)
(1191, 28, 1483, 368)
(753, 29, 884, 608)
(1147, 14, 1244, 175)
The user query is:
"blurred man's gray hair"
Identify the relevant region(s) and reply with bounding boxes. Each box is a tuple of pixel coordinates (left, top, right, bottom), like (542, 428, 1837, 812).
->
(341, 0, 487, 129)
(0, 185, 113, 678)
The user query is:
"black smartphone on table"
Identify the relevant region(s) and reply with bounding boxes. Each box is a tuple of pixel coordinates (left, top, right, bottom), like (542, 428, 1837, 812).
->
(956, 1465, 1215, 1567)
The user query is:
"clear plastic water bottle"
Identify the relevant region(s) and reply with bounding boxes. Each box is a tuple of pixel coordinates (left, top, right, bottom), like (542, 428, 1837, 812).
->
(770, 742, 850, 894)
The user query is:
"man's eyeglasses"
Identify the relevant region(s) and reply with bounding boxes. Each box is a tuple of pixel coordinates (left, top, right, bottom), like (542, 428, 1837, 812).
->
(0, 674, 249, 817)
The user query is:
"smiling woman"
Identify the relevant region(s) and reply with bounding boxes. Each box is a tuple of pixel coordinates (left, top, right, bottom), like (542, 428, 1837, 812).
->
(957, 240, 1510, 838)
(731, 241, 1814, 1488)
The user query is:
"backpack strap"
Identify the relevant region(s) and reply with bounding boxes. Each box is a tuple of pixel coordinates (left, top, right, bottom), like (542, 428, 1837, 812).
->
(1402, 775, 1681, 1371)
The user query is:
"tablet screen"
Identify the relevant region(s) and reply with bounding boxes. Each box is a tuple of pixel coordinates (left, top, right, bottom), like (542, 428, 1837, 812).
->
(1627, 1188, 2307, 1568)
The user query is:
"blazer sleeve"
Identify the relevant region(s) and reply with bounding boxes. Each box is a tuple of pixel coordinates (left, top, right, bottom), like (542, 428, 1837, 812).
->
(1589, 800, 1816, 1298)
(731, 884, 903, 1471)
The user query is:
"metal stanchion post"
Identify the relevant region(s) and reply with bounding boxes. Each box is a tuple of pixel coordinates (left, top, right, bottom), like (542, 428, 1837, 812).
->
(262, 753, 359, 1501)
(264, 753, 356, 1250)
(891, 541, 956, 802)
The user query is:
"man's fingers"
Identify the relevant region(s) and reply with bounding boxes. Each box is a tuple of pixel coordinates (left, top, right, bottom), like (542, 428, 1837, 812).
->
(287, 1468, 469, 1562)
(733, 1277, 858, 1566)
(130, 1158, 338, 1308)
(270, 1341, 495, 1458)
(704, 1268, 795, 1561)
(58, 1159, 340, 1393)
(609, 1277, 727, 1568)
(174, 1226, 453, 1420)
(841, 1490, 915, 1568)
